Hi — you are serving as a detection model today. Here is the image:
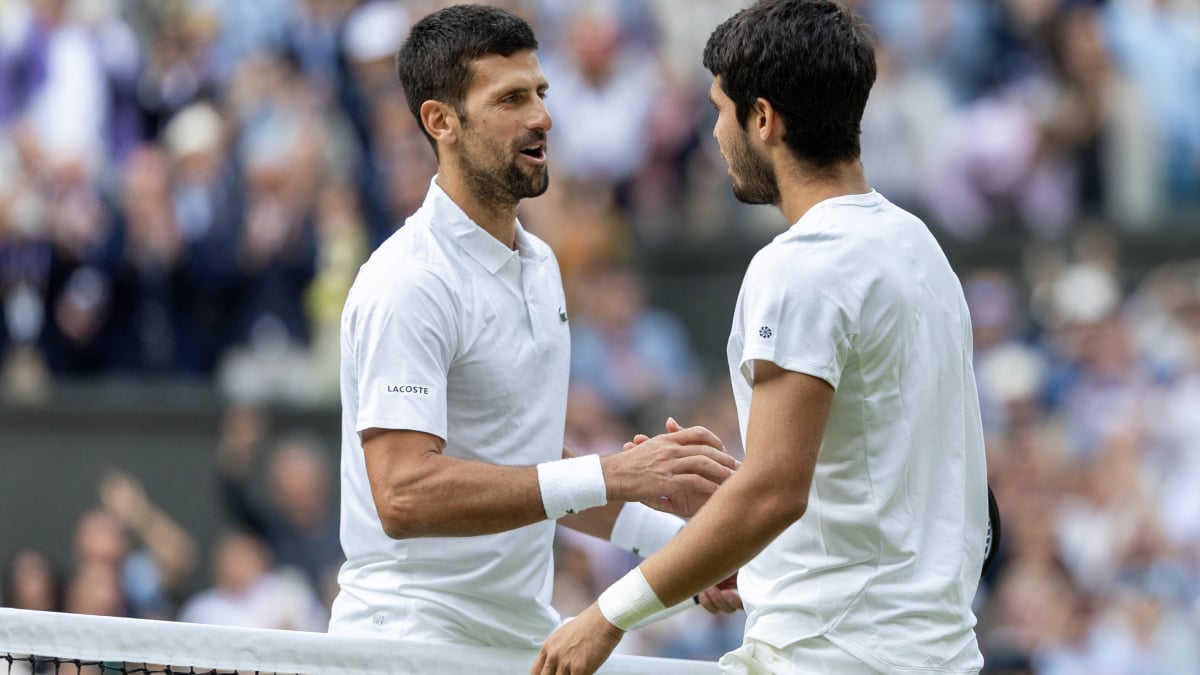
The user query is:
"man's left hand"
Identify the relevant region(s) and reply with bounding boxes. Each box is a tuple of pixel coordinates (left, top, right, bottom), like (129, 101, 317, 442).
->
(532, 603, 623, 675)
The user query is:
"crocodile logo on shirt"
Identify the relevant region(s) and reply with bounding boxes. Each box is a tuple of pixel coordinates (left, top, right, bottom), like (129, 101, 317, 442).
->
(559, 307, 569, 323)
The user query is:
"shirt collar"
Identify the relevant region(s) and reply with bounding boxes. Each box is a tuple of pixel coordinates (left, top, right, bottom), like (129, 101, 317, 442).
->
(422, 177, 545, 274)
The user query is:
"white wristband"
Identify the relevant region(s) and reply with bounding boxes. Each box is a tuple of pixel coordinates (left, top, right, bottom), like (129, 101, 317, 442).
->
(537, 454, 607, 520)
(610, 503, 684, 557)
(597, 567, 667, 631)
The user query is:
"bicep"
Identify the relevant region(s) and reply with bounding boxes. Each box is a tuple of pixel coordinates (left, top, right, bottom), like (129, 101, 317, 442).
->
(743, 360, 834, 499)
(360, 427, 547, 538)
(361, 427, 446, 510)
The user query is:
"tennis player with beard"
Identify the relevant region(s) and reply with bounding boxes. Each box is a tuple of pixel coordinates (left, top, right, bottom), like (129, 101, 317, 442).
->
(328, 4, 737, 650)
(535, 1, 989, 673)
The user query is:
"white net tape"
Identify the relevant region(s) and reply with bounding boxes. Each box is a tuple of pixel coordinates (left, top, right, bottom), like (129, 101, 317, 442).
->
(0, 609, 717, 674)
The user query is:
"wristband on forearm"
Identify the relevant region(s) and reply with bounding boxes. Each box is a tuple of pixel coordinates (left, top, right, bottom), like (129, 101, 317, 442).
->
(536, 454, 608, 519)
(609, 503, 684, 557)
(597, 567, 668, 631)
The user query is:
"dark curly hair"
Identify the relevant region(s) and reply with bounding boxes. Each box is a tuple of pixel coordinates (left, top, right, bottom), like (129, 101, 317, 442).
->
(703, 0, 876, 168)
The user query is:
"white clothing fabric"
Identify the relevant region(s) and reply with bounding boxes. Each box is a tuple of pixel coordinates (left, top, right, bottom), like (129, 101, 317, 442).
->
(179, 571, 326, 631)
(719, 636, 880, 675)
(28, 24, 109, 167)
(726, 191, 986, 674)
(541, 53, 658, 182)
(329, 179, 572, 648)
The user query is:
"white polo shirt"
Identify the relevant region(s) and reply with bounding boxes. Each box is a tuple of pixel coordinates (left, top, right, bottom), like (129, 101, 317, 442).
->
(727, 191, 987, 674)
(328, 179, 571, 648)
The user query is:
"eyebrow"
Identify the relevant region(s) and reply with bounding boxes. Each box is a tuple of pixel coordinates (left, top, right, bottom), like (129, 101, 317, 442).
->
(496, 81, 549, 99)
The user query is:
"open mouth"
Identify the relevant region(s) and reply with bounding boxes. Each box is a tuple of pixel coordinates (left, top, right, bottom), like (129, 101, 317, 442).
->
(519, 143, 546, 162)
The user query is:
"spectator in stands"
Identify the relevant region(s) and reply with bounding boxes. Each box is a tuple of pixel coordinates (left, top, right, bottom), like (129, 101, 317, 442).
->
(0, 130, 53, 401)
(1033, 4, 1160, 227)
(215, 98, 319, 403)
(306, 180, 369, 402)
(1131, 262, 1200, 552)
(63, 558, 127, 619)
(216, 404, 343, 603)
(1, 549, 62, 612)
(358, 88, 437, 246)
(178, 529, 325, 630)
(0, 0, 109, 171)
(160, 102, 242, 374)
(541, 5, 659, 196)
(336, 0, 411, 244)
(859, 39, 955, 215)
(82, 469, 198, 619)
(1104, 0, 1200, 209)
(133, 3, 220, 134)
(37, 158, 116, 374)
(1, 0, 1200, 668)
(100, 144, 189, 373)
(569, 265, 702, 429)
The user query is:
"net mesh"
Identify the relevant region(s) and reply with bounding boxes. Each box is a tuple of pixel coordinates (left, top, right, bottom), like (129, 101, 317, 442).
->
(0, 609, 716, 675)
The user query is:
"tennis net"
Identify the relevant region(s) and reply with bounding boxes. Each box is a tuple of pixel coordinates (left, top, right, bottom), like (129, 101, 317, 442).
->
(0, 609, 717, 674)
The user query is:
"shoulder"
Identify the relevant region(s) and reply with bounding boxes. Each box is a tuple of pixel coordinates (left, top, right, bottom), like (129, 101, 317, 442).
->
(347, 235, 460, 321)
(743, 228, 851, 293)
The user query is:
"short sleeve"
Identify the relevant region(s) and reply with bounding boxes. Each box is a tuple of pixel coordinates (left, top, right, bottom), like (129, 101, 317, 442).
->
(351, 267, 457, 440)
(737, 260, 856, 390)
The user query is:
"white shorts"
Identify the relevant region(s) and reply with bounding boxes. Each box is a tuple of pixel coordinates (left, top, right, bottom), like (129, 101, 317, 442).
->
(719, 636, 881, 675)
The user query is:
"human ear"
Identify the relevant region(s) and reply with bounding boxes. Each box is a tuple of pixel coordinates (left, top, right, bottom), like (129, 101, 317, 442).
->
(754, 97, 776, 143)
(420, 100, 459, 146)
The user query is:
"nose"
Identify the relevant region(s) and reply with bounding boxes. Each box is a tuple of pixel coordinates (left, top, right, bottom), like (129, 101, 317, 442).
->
(529, 97, 552, 132)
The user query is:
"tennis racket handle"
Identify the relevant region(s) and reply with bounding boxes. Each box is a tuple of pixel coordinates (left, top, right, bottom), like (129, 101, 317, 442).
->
(629, 595, 700, 630)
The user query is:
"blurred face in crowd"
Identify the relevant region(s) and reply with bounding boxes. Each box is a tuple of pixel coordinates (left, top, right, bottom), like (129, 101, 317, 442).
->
(65, 562, 123, 616)
(568, 9, 620, 85)
(4, 550, 58, 611)
(584, 269, 644, 333)
(708, 77, 779, 206)
(451, 50, 552, 207)
(74, 510, 129, 568)
(270, 441, 329, 529)
(213, 532, 269, 595)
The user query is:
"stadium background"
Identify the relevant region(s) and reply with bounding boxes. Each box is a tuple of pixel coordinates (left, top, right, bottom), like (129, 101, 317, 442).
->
(1, 0, 1199, 671)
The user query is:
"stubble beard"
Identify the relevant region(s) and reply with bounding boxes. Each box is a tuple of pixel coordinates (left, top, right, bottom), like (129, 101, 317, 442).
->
(459, 127, 549, 209)
(728, 132, 780, 206)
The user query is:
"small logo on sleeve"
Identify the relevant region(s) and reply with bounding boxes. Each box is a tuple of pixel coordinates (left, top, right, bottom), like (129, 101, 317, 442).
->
(559, 306, 569, 323)
(386, 384, 432, 396)
(759, 326, 773, 339)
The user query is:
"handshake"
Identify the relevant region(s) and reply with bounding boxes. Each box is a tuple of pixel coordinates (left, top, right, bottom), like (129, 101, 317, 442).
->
(602, 417, 739, 519)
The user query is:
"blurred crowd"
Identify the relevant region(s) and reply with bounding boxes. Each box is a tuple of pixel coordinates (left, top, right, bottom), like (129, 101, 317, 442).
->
(1, 0, 1199, 672)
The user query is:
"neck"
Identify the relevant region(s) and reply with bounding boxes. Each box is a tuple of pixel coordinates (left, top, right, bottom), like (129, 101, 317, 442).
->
(776, 158, 872, 225)
(435, 172, 519, 249)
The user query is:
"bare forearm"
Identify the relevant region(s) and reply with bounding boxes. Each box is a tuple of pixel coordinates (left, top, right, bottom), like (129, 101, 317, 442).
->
(136, 509, 198, 589)
(375, 453, 547, 538)
(366, 425, 734, 540)
(636, 362, 827, 605)
(639, 467, 802, 607)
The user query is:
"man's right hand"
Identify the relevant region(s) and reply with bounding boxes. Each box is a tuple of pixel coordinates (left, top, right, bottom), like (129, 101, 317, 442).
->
(601, 419, 736, 518)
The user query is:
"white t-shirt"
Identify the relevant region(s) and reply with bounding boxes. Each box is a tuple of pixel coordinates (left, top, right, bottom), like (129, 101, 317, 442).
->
(328, 180, 572, 648)
(180, 571, 326, 631)
(727, 191, 987, 674)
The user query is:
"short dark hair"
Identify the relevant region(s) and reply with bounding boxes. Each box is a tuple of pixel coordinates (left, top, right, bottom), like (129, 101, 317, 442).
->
(395, 4, 538, 151)
(703, 0, 876, 167)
